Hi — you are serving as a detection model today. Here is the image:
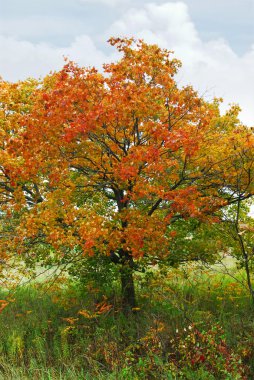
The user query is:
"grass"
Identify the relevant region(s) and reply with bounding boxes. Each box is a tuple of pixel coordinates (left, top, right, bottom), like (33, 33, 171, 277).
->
(0, 265, 253, 379)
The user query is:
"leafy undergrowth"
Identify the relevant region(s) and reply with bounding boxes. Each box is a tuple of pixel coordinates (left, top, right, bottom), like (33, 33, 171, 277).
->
(0, 267, 253, 379)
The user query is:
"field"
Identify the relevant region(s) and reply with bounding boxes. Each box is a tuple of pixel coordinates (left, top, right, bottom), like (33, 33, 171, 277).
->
(0, 264, 253, 379)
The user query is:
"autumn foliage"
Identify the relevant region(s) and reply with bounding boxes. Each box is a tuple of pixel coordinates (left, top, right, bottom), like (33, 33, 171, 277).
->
(0, 38, 253, 308)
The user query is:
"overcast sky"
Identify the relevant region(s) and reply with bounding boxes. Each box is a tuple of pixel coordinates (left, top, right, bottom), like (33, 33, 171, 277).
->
(0, 0, 254, 126)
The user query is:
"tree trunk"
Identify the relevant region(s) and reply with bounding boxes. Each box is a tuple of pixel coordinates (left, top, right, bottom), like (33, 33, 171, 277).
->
(243, 254, 254, 306)
(112, 189, 136, 311)
(120, 264, 136, 312)
(235, 198, 254, 306)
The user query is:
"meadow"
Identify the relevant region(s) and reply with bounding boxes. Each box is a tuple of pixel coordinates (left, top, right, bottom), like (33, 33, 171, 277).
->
(0, 264, 253, 379)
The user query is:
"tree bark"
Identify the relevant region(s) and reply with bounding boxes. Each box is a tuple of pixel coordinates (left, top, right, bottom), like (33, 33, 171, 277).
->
(235, 197, 254, 306)
(120, 263, 136, 312)
(112, 188, 136, 311)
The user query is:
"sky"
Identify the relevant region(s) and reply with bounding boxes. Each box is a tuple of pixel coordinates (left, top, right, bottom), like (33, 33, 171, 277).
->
(0, 0, 254, 126)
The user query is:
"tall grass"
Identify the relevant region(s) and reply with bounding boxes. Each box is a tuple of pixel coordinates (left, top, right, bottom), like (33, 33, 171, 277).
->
(0, 266, 252, 379)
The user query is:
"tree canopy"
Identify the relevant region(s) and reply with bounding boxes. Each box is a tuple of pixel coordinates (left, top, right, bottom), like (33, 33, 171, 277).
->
(0, 38, 253, 308)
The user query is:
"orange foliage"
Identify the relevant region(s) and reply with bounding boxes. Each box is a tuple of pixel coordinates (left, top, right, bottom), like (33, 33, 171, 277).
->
(0, 38, 253, 267)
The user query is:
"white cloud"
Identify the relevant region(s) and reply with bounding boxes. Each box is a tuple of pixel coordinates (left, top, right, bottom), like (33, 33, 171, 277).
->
(0, 35, 109, 81)
(105, 2, 199, 48)
(105, 2, 254, 126)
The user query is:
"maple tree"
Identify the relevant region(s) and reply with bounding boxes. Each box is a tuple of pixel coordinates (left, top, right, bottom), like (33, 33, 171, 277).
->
(0, 38, 254, 310)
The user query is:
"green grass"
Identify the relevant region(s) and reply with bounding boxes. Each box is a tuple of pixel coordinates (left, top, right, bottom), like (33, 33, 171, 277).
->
(0, 266, 253, 379)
